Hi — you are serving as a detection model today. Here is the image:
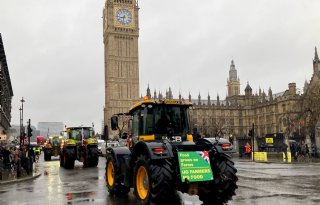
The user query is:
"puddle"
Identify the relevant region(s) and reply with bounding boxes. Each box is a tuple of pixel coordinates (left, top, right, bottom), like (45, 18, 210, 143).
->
(66, 191, 96, 202)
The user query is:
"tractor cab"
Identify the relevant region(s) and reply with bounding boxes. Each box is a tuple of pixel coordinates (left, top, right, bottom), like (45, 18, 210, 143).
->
(111, 99, 193, 143)
(67, 127, 95, 142)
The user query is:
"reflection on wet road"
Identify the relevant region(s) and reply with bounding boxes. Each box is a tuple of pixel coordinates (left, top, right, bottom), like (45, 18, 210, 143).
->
(0, 156, 319, 205)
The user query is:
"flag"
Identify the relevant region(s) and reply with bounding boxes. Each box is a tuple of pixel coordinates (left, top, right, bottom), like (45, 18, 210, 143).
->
(197, 151, 210, 163)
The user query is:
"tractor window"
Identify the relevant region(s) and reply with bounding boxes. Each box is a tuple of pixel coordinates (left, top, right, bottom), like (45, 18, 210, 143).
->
(154, 106, 189, 135)
(132, 110, 140, 138)
(69, 128, 91, 140)
(50, 137, 62, 146)
(131, 106, 154, 136)
(143, 106, 154, 135)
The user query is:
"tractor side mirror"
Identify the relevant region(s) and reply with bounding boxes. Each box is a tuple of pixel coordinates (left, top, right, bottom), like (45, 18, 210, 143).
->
(111, 116, 119, 130)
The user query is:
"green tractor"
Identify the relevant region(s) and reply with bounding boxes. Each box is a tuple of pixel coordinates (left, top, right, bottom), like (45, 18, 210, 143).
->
(60, 126, 99, 169)
(43, 135, 63, 161)
(105, 99, 238, 205)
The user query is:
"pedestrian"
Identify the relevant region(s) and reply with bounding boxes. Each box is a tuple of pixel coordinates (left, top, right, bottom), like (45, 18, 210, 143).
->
(2, 146, 10, 168)
(0, 146, 4, 168)
(296, 143, 302, 158)
(192, 127, 201, 142)
(245, 142, 251, 156)
(0, 146, 3, 160)
(282, 142, 288, 162)
(9, 147, 15, 168)
(290, 142, 297, 160)
(311, 143, 317, 158)
(14, 147, 20, 165)
(29, 146, 35, 163)
(28, 146, 34, 173)
(260, 142, 266, 152)
(20, 147, 27, 172)
(34, 146, 40, 162)
(305, 144, 310, 158)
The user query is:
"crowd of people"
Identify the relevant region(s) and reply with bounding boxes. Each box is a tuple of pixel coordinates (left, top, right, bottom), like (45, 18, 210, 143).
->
(290, 142, 318, 160)
(0, 144, 37, 179)
(240, 140, 319, 161)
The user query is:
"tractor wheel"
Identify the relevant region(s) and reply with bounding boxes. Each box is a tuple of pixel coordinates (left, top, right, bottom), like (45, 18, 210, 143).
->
(44, 152, 49, 161)
(85, 147, 99, 167)
(198, 153, 238, 205)
(133, 155, 176, 205)
(105, 155, 129, 196)
(64, 151, 75, 169)
(60, 151, 64, 167)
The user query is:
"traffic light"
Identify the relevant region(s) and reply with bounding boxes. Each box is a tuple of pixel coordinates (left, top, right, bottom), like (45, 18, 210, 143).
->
(27, 122, 33, 137)
(248, 128, 253, 137)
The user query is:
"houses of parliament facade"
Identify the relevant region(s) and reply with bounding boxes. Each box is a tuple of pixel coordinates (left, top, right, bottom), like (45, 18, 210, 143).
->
(145, 53, 319, 144)
(103, 1, 320, 147)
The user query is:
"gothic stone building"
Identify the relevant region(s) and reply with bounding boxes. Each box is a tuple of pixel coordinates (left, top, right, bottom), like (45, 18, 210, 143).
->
(0, 33, 14, 141)
(145, 48, 320, 148)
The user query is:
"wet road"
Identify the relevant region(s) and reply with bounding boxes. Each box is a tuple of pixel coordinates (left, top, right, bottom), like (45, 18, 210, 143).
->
(0, 156, 319, 205)
(230, 159, 320, 205)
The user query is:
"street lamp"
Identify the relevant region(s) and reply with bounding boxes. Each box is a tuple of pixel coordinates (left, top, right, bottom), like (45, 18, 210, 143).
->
(20, 97, 25, 146)
(19, 106, 22, 146)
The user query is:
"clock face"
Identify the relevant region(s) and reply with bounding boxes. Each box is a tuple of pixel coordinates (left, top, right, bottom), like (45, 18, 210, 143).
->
(115, 8, 132, 26)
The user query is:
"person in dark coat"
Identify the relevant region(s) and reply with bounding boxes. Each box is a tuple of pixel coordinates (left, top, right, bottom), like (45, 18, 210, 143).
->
(296, 143, 302, 158)
(0, 146, 3, 159)
(28, 146, 34, 173)
(2, 146, 11, 169)
(311, 143, 317, 158)
(290, 142, 297, 160)
(29, 147, 35, 163)
(305, 144, 310, 158)
(20, 147, 27, 171)
(192, 127, 201, 142)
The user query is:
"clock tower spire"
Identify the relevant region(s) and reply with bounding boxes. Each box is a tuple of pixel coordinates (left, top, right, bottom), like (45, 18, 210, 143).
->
(227, 60, 240, 97)
(103, 0, 140, 135)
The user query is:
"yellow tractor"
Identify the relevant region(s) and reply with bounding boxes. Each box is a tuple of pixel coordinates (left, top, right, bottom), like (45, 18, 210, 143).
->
(43, 135, 63, 161)
(60, 126, 98, 169)
(105, 98, 238, 205)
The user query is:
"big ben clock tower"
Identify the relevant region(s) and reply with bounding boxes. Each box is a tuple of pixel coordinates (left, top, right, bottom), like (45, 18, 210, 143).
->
(103, 0, 140, 135)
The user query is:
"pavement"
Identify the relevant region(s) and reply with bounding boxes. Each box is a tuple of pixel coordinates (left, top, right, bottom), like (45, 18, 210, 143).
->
(0, 172, 41, 185)
(0, 163, 42, 185)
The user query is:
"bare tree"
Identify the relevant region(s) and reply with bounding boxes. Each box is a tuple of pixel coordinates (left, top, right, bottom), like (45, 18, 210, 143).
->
(210, 118, 225, 137)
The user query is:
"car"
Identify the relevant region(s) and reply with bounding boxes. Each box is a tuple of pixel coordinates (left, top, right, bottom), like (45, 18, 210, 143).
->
(97, 139, 106, 156)
(101, 140, 120, 156)
(216, 137, 236, 153)
(196, 137, 236, 154)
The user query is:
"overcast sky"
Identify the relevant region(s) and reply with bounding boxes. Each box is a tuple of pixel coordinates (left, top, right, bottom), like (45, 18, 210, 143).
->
(1, 0, 320, 133)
